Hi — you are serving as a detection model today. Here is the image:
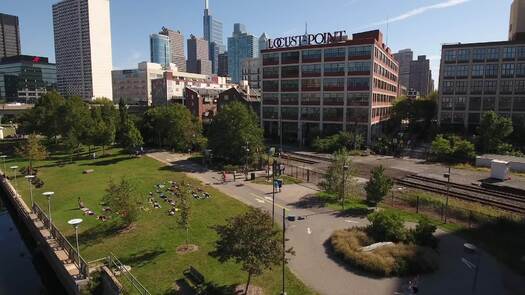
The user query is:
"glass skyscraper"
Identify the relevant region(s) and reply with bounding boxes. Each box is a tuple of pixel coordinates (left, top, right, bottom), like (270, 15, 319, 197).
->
(150, 34, 171, 67)
(228, 23, 259, 83)
(203, 0, 224, 74)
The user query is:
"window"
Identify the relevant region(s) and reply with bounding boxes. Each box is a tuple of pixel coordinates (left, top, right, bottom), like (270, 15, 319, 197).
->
(324, 48, 346, 60)
(443, 81, 455, 94)
(302, 64, 321, 77)
(347, 93, 369, 106)
(470, 80, 483, 94)
(323, 108, 344, 121)
(444, 50, 456, 62)
(503, 47, 517, 60)
(472, 48, 485, 61)
(301, 107, 320, 121)
(324, 63, 346, 76)
(348, 46, 372, 58)
(323, 78, 345, 91)
(281, 66, 299, 78)
(281, 93, 299, 105)
(500, 80, 514, 94)
(516, 64, 525, 77)
(444, 65, 456, 78)
(453, 97, 466, 111)
(469, 97, 481, 111)
(517, 47, 525, 60)
(347, 108, 368, 123)
(281, 51, 300, 64)
(263, 80, 279, 92)
(457, 49, 470, 62)
(262, 106, 279, 119)
(453, 112, 465, 124)
(281, 80, 299, 92)
(262, 53, 279, 65)
(441, 97, 453, 110)
(441, 112, 452, 123)
(484, 64, 499, 78)
(456, 65, 469, 78)
(263, 67, 279, 79)
(499, 97, 513, 111)
(348, 78, 369, 91)
(348, 61, 371, 74)
(514, 97, 525, 111)
(501, 63, 515, 77)
(281, 107, 299, 120)
(515, 80, 525, 94)
(468, 113, 481, 125)
(483, 97, 496, 111)
(484, 80, 497, 94)
(455, 81, 469, 94)
(323, 93, 345, 105)
(262, 93, 279, 105)
(301, 93, 321, 105)
(485, 48, 500, 61)
(302, 50, 322, 62)
(471, 65, 484, 78)
(301, 79, 321, 91)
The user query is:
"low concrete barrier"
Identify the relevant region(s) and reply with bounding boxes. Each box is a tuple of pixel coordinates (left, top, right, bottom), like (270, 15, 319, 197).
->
(476, 154, 525, 173)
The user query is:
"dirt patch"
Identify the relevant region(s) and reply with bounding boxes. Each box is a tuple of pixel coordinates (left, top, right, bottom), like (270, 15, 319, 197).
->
(176, 244, 199, 255)
(234, 285, 264, 295)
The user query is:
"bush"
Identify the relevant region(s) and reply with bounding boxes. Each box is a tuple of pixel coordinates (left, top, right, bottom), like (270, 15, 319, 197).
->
(330, 228, 439, 276)
(430, 134, 475, 163)
(366, 211, 406, 242)
(409, 217, 438, 249)
(312, 131, 364, 153)
(365, 166, 393, 206)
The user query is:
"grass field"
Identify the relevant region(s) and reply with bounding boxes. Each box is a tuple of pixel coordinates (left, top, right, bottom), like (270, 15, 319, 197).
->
(7, 148, 315, 295)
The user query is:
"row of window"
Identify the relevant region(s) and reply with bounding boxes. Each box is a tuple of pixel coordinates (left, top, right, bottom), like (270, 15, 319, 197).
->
(441, 96, 525, 112)
(262, 46, 374, 65)
(374, 47, 399, 72)
(262, 62, 373, 78)
(262, 92, 372, 106)
(443, 46, 525, 63)
(373, 78, 397, 93)
(262, 106, 371, 122)
(442, 63, 525, 79)
(373, 63, 397, 82)
(441, 79, 525, 95)
(441, 112, 525, 125)
(262, 78, 371, 92)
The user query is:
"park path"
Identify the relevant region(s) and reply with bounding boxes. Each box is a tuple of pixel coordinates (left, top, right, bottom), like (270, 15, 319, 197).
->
(147, 151, 525, 295)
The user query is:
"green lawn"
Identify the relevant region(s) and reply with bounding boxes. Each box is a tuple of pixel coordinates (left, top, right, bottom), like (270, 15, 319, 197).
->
(252, 175, 303, 186)
(8, 149, 315, 295)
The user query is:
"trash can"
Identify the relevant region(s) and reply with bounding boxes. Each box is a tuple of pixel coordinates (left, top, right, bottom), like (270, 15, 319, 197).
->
(251, 172, 255, 180)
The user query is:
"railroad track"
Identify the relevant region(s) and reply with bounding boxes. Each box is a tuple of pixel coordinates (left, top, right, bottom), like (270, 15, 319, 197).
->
(397, 175, 525, 214)
(280, 153, 319, 165)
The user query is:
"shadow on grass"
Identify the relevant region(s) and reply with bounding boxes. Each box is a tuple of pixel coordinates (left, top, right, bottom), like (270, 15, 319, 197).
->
(163, 280, 236, 295)
(79, 155, 132, 166)
(332, 206, 374, 218)
(77, 220, 128, 247)
(119, 247, 166, 268)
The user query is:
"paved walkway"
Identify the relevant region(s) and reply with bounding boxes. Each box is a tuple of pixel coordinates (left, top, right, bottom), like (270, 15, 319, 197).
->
(148, 151, 525, 295)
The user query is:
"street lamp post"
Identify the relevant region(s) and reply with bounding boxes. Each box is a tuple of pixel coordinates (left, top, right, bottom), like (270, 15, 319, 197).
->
(272, 160, 276, 222)
(68, 218, 83, 263)
(10, 165, 18, 187)
(0, 155, 7, 176)
(25, 175, 35, 209)
(42, 192, 54, 226)
(244, 141, 250, 181)
(462, 243, 481, 294)
(443, 167, 451, 223)
(281, 207, 286, 295)
(342, 163, 349, 210)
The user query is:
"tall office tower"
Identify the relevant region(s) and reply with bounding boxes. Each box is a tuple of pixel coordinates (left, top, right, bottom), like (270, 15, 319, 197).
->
(259, 33, 269, 52)
(159, 27, 186, 71)
(187, 34, 212, 75)
(510, 0, 525, 41)
(394, 49, 413, 89)
(409, 55, 433, 96)
(150, 33, 171, 67)
(52, 0, 113, 101)
(227, 23, 258, 83)
(218, 52, 228, 77)
(203, 0, 224, 74)
(0, 13, 21, 59)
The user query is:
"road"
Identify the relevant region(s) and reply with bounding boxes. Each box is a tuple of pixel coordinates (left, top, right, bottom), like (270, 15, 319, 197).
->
(148, 151, 525, 295)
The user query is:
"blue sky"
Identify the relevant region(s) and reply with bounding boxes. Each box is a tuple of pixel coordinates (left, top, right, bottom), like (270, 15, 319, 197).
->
(1, 0, 513, 80)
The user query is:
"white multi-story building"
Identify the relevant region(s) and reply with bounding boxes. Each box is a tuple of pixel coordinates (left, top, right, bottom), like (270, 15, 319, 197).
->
(52, 0, 113, 101)
(112, 62, 168, 106)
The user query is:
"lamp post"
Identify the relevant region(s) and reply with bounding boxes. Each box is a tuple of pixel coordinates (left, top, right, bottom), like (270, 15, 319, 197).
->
(68, 218, 83, 263)
(342, 163, 349, 210)
(0, 155, 7, 175)
(244, 141, 250, 181)
(10, 165, 18, 187)
(25, 175, 35, 209)
(281, 207, 286, 295)
(443, 167, 451, 223)
(462, 243, 481, 294)
(42, 192, 54, 226)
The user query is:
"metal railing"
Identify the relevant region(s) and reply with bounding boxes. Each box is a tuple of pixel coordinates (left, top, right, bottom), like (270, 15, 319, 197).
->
(32, 202, 89, 279)
(282, 162, 326, 185)
(106, 253, 151, 295)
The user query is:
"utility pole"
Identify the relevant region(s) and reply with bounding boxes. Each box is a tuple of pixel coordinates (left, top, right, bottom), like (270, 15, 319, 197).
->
(281, 207, 286, 295)
(444, 166, 451, 223)
(342, 162, 349, 210)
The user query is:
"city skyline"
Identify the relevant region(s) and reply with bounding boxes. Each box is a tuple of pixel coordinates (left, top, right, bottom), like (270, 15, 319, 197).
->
(0, 0, 514, 81)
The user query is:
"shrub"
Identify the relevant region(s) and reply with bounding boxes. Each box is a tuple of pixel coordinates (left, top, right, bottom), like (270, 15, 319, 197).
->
(312, 131, 364, 153)
(365, 166, 393, 206)
(366, 211, 406, 242)
(330, 228, 439, 276)
(430, 134, 475, 163)
(409, 217, 438, 249)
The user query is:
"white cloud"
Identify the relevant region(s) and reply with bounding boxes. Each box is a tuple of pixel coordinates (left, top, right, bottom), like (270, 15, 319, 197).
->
(367, 0, 471, 27)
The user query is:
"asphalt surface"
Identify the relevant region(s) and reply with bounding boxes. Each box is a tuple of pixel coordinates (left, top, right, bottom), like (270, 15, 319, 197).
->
(148, 151, 525, 295)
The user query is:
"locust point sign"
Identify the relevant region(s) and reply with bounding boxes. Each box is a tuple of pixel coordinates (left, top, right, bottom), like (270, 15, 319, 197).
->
(267, 30, 347, 49)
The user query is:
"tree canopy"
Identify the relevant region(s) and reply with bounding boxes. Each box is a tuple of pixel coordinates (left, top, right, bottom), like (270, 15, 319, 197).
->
(15, 133, 48, 172)
(365, 165, 393, 206)
(477, 111, 513, 154)
(320, 149, 358, 206)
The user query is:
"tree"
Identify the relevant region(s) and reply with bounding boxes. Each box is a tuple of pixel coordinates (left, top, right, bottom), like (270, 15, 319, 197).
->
(177, 182, 192, 248)
(430, 134, 476, 163)
(118, 119, 143, 154)
(312, 131, 364, 153)
(367, 211, 406, 242)
(90, 107, 116, 155)
(102, 178, 140, 226)
(320, 149, 357, 206)
(16, 133, 48, 172)
(208, 102, 264, 165)
(212, 208, 282, 294)
(18, 91, 65, 139)
(365, 166, 393, 206)
(477, 111, 513, 153)
(409, 217, 438, 249)
(63, 130, 81, 163)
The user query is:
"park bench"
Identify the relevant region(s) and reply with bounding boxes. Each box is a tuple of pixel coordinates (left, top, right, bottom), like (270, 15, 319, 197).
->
(183, 266, 205, 289)
(83, 169, 94, 174)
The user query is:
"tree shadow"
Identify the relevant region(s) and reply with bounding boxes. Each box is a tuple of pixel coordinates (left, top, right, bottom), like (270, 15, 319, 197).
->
(119, 247, 166, 268)
(288, 194, 327, 209)
(76, 220, 128, 247)
(203, 282, 237, 295)
(331, 207, 374, 218)
(157, 160, 210, 174)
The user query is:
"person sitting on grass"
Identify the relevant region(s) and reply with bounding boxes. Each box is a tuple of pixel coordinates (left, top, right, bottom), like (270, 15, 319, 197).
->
(78, 197, 85, 209)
